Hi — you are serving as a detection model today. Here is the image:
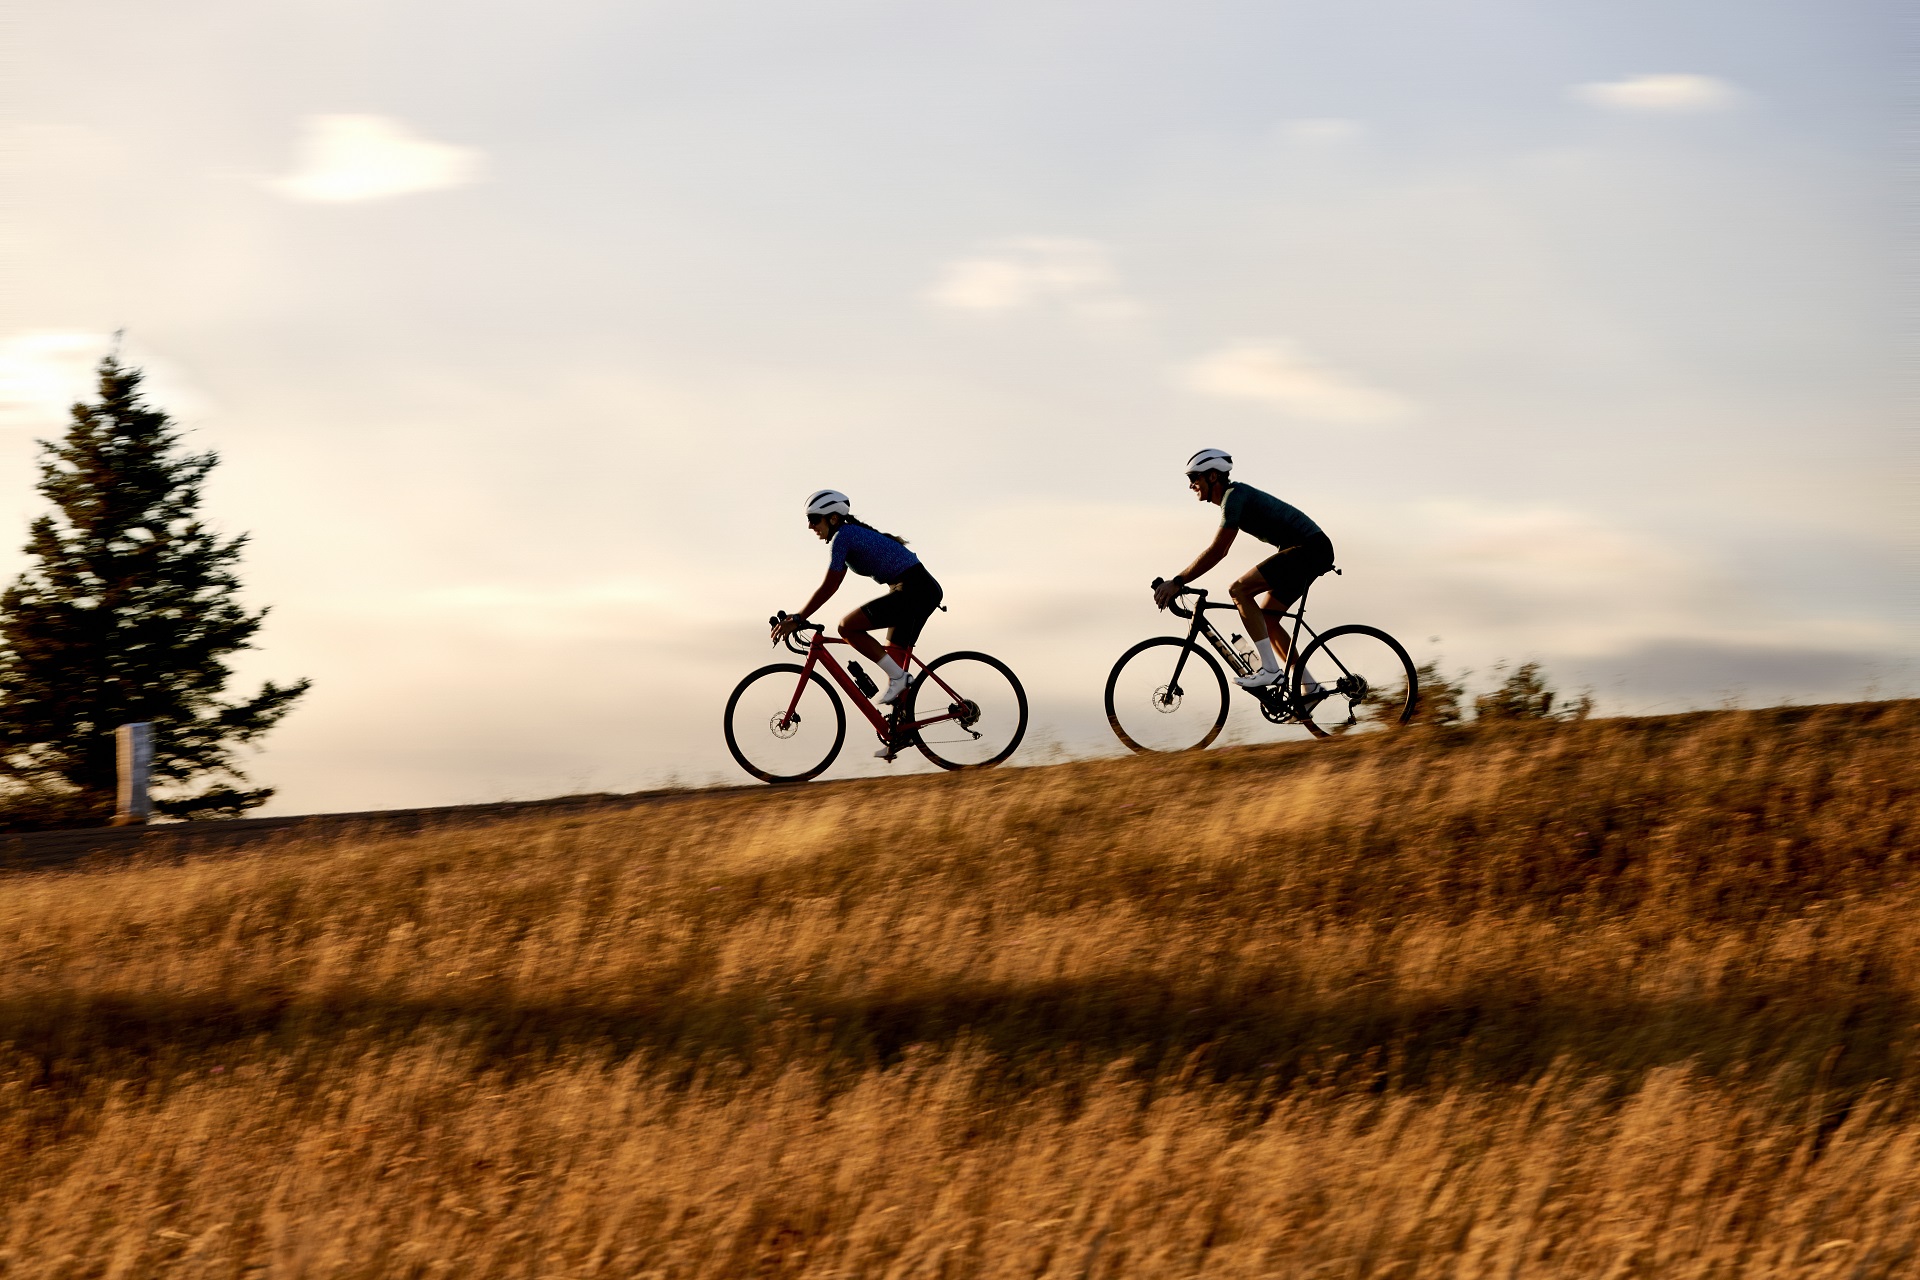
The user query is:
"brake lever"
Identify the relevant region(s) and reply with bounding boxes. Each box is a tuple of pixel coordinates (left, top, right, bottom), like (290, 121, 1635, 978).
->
(769, 610, 790, 649)
(1150, 576, 1196, 620)
(771, 610, 819, 654)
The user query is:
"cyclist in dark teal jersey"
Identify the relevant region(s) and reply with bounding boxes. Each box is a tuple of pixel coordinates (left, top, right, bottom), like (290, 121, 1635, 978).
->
(1152, 448, 1335, 691)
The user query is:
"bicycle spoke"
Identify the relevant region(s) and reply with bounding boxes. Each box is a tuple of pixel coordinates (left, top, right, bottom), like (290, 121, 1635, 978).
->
(1105, 637, 1230, 753)
(1292, 625, 1418, 737)
(909, 652, 1027, 769)
(724, 664, 846, 782)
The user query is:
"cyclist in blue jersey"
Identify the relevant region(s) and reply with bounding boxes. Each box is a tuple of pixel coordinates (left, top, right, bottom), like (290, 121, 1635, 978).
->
(1152, 449, 1335, 692)
(773, 490, 944, 719)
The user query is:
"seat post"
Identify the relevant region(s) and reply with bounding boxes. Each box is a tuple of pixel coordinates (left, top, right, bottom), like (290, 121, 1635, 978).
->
(1289, 579, 1314, 656)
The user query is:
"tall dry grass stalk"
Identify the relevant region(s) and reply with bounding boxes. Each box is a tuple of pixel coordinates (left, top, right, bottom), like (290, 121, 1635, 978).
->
(2, 702, 1916, 1277)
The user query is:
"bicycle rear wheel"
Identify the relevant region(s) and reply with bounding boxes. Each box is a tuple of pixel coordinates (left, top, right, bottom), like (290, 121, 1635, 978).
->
(724, 663, 846, 783)
(1290, 625, 1418, 738)
(907, 651, 1028, 770)
(1105, 637, 1230, 753)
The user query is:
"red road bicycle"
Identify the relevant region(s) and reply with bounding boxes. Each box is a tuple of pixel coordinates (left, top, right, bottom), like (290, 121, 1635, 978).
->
(724, 613, 1028, 783)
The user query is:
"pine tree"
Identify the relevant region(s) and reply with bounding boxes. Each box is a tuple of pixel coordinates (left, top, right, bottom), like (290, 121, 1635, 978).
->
(0, 353, 309, 821)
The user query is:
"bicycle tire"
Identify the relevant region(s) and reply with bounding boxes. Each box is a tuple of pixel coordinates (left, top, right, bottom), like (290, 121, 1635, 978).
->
(1104, 637, 1231, 753)
(907, 651, 1028, 770)
(724, 663, 846, 783)
(1290, 625, 1418, 738)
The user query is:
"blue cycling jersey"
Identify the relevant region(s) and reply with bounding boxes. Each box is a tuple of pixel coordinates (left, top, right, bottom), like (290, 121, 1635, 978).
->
(828, 523, 920, 583)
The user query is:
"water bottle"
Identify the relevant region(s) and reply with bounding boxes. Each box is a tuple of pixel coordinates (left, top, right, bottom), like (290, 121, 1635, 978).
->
(848, 660, 880, 699)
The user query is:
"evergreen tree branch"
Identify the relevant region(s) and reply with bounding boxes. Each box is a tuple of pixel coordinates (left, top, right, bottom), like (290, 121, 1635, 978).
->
(0, 353, 309, 823)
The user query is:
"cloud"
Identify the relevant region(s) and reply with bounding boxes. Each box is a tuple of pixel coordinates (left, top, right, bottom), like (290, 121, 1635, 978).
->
(1573, 74, 1740, 113)
(270, 115, 486, 203)
(1326, 500, 1903, 686)
(0, 332, 108, 427)
(1576, 638, 1914, 705)
(924, 238, 1140, 318)
(1183, 341, 1412, 423)
(1418, 501, 1692, 584)
(1278, 118, 1365, 147)
(1397, 503, 1713, 646)
(0, 332, 210, 429)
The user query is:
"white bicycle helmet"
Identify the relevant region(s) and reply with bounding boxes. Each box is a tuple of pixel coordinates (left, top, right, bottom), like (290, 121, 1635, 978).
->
(804, 489, 852, 519)
(1185, 448, 1233, 476)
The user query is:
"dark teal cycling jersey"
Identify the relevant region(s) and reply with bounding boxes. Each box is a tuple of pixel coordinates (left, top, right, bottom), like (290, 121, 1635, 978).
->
(1221, 482, 1322, 548)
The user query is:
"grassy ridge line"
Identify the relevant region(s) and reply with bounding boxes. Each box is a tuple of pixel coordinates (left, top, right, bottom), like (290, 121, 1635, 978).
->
(0, 701, 1916, 1276)
(0, 784, 742, 874)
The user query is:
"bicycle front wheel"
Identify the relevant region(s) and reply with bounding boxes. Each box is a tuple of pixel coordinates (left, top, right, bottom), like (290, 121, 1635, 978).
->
(907, 651, 1028, 770)
(1291, 625, 1418, 738)
(1105, 637, 1230, 753)
(724, 663, 846, 783)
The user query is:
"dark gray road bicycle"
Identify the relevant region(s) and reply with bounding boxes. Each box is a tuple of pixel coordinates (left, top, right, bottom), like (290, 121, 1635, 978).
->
(1104, 576, 1417, 751)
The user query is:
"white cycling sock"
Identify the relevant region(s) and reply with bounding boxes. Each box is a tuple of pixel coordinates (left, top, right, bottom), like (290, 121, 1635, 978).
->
(878, 655, 905, 681)
(1254, 638, 1279, 672)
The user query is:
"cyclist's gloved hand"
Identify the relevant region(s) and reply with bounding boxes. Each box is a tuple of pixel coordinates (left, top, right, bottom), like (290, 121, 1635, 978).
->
(771, 615, 800, 642)
(1152, 577, 1185, 611)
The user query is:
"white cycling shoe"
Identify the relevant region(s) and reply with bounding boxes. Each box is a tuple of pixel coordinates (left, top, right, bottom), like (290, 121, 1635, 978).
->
(874, 744, 898, 762)
(1235, 668, 1330, 701)
(874, 671, 911, 706)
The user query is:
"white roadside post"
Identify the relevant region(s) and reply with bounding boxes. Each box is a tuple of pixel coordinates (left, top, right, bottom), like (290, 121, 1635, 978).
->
(113, 721, 154, 826)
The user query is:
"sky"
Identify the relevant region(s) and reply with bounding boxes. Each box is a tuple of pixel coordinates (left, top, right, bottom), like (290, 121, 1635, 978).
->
(0, 0, 1909, 813)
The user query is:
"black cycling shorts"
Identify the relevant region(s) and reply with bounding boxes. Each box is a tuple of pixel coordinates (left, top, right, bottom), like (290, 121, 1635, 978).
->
(1254, 532, 1336, 608)
(859, 563, 944, 648)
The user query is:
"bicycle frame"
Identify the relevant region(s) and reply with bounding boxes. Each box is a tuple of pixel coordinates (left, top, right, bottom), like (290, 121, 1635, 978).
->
(782, 631, 972, 741)
(1165, 582, 1322, 704)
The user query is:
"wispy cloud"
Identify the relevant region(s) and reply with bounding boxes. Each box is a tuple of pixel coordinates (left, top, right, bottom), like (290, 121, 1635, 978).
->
(0, 332, 208, 428)
(0, 332, 109, 427)
(924, 238, 1140, 319)
(1573, 74, 1740, 113)
(1350, 500, 1894, 661)
(1184, 341, 1411, 424)
(1418, 500, 1695, 589)
(270, 115, 486, 203)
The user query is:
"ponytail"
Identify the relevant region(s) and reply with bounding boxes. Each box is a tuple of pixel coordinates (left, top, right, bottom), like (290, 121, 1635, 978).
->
(840, 513, 909, 546)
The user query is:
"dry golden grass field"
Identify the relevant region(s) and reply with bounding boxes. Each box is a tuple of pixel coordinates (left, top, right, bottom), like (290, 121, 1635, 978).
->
(2, 701, 1917, 1278)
